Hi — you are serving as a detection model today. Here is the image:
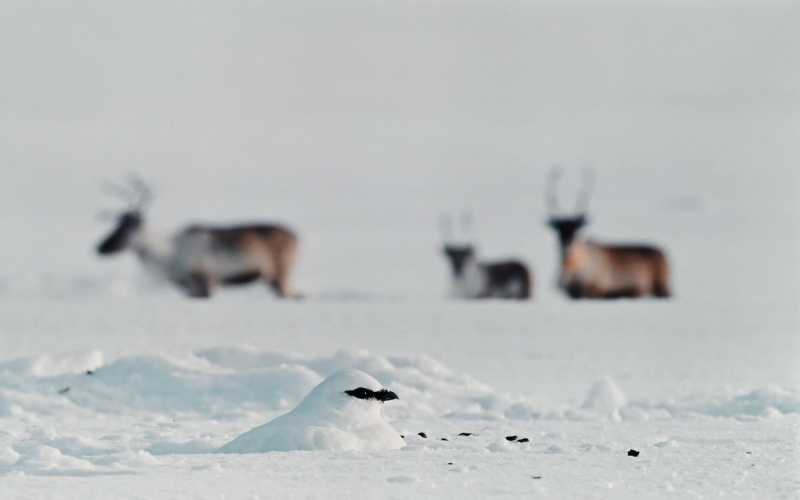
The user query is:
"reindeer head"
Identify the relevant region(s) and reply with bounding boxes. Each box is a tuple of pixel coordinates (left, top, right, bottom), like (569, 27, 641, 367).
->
(440, 212, 475, 277)
(97, 175, 152, 255)
(545, 166, 594, 251)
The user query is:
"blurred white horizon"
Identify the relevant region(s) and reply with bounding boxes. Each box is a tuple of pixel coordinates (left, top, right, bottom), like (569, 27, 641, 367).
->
(0, 0, 797, 301)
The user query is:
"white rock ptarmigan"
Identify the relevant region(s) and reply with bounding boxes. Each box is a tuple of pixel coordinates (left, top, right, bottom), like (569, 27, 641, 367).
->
(215, 369, 406, 453)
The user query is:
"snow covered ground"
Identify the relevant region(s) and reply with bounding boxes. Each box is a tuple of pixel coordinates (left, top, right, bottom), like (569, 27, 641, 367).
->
(0, 0, 799, 498)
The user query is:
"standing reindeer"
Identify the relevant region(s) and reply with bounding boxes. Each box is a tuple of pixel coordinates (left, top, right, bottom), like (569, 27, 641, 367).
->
(440, 213, 532, 300)
(545, 167, 670, 299)
(96, 176, 299, 298)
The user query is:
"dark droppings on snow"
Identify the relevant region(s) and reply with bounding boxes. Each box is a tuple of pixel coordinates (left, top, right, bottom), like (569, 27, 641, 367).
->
(505, 436, 518, 442)
(447, 463, 453, 465)
(418, 432, 427, 438)
(517, 438, 529, 443)
(458, 433, 473, 437)
(532, 476, 542, 480)
(628, 449, 640, 457)
(440, 438, 449, 441)
(58, 387, 70, 394)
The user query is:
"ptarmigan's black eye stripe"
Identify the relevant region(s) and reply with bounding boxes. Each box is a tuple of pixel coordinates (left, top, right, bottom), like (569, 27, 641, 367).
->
(344, 387, 399, 402)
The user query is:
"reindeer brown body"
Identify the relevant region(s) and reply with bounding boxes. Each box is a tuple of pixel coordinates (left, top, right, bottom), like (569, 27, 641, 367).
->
(558, 240, 670, 299)
(546, 167, 671, 300)
(96, 178, 299, 298)
(169, 224, 299, 298)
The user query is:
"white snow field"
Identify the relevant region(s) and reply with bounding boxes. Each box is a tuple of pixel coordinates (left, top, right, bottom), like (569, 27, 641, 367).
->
(1, 0, 799, 498)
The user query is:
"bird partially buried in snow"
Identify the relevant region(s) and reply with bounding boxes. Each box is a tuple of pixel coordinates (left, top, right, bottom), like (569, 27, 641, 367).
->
(215, 370, 406, 453)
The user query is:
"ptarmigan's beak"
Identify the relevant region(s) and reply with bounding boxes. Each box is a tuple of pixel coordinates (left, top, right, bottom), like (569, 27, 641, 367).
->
(375, 389, 398, 402)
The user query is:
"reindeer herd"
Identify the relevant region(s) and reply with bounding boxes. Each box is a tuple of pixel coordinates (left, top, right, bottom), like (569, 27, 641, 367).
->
(97, 168, 671, 301)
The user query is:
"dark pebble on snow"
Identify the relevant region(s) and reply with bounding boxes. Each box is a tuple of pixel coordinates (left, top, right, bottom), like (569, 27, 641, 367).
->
(440, 438, 449, 441)
(505, 436, 518, 442)
(418, 432, 427, 439)
(628, 449, 640, 457)
(58, 387, 70, 394)
(458, 433, 473, 436)
(517, 438, 529, 443)
(86, 370, 94, 375)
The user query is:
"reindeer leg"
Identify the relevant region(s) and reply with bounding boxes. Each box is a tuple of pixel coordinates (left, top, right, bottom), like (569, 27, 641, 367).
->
(176, 272, 211, 298)
(565, 282, 584, 299)
(653, 281, 671, 298)
(268, 279, 285, 298)
(268, 237, 297, 299)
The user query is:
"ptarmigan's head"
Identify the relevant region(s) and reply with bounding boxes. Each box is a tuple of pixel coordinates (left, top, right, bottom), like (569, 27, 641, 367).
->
(293, 369, 398, 420)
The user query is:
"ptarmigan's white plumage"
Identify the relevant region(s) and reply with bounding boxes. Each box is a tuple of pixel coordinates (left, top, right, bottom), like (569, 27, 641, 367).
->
(215, 369, 406, 453)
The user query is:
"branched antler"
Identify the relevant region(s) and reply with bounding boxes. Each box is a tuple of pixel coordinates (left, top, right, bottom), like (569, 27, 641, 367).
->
(125, 173, 152, 212)
(546, 165, 564, 214)
(546, 165, 594, 215)
(575, 166, 594, 213)
(439, 211, 473, 244)
(439, 213, 455, 243)
(99, 173, 154, 219)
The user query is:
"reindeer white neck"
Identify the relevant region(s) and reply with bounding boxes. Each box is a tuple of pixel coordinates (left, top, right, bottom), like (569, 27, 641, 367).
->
(129, 223, 175, 272)
(447, 250, 488, 299)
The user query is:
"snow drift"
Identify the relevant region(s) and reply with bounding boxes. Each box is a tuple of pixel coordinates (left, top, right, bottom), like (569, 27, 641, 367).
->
(2, 348, 797, 423)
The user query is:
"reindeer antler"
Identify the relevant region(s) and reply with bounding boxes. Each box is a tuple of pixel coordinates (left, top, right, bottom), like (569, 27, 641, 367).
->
(546, 165, 564, 214)
(125, 173, 153, 212)
(439, 213, 455, 243)
(575, 165, 594, 214)
(459, 211, 473, 239)
(546, 165, 594, 216)
(440, 211, 474, 244)
(99, 173, 154, 218)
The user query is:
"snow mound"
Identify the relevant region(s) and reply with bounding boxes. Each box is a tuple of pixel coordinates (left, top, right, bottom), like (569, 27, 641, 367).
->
(642, 386, 800, 419)
(0, 348, 500, 420)
(0, 351, 103, 377)
(1, 348, 797, 424)
(216, 370, 406, 452)
(581, 376, 628, 421)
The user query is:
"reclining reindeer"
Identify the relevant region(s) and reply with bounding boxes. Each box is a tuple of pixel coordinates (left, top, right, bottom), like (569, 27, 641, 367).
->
(545, 167, 670, 299)
(96, 177, 299, 298)
(440, 213, 532, 300)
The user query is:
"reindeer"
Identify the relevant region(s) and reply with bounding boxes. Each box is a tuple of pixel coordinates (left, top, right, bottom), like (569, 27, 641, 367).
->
(96, 176, 299, 298)
(545, 167, 670, 299)
(440, 213, 532, 300)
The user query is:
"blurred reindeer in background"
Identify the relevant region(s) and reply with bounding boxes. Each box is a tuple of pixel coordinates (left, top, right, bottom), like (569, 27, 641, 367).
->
(440, 212, 532, 300)
(97, 175, 299, 298)
(546, 166, 670, 299)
